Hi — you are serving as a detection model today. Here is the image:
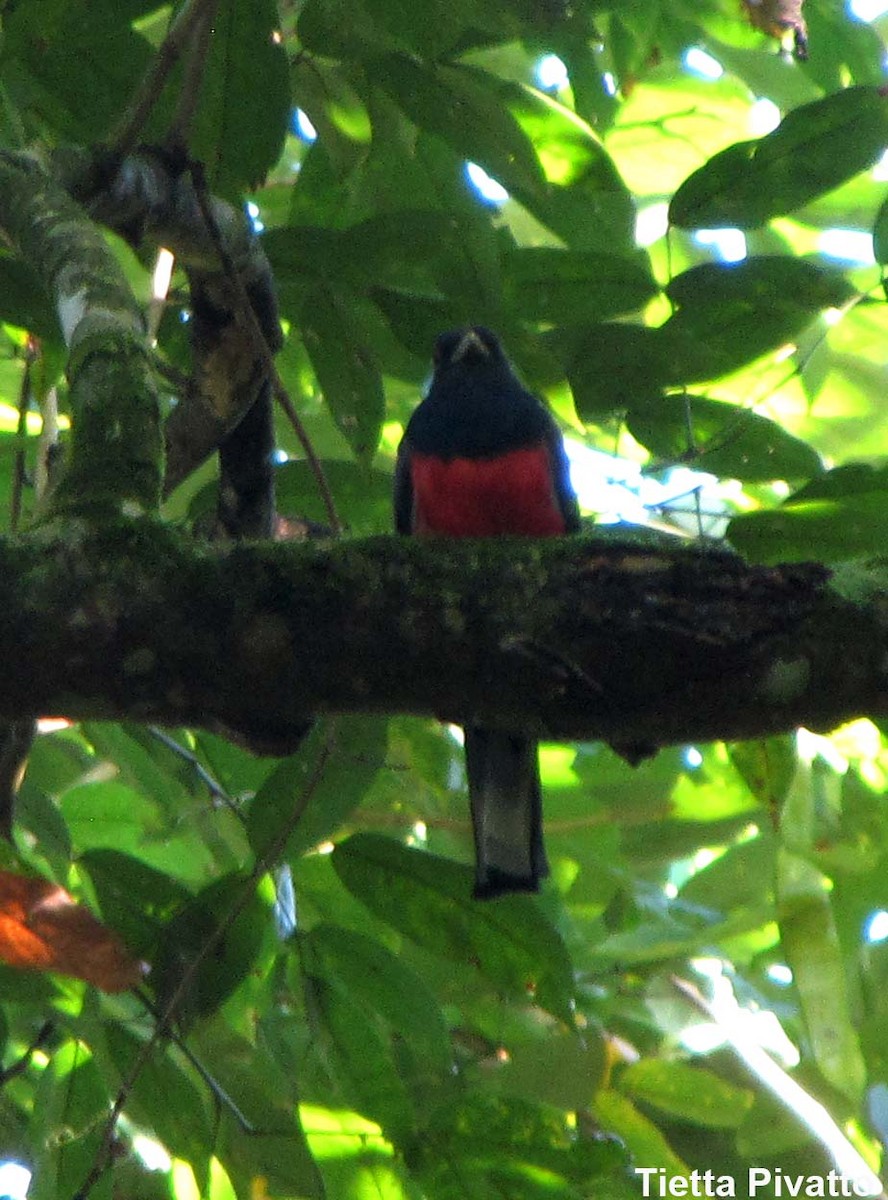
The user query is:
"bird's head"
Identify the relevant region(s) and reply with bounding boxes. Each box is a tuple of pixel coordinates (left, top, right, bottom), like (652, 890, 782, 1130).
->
(433, 326, 506, 371)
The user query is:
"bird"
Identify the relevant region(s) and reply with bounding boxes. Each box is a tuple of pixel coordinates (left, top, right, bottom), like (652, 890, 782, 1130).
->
(394, 326, 580, 899)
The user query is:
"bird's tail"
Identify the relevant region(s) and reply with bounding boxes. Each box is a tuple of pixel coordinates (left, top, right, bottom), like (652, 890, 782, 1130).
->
(464, 727, 549, 900)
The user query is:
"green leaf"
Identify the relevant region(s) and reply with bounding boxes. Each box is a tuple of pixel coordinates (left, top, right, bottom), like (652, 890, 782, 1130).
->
(411, 1093, 626, 1199)
(362, 0, 482, 58)
(301, 923, 452, 1072)
(790, 460, 888, 501)
(489, 1029, 607, 1110)
(873, 193, 888, 267)
(592, 1089, 688, 1177)
(100, 1023, 213, 1173)
(565, 323, 701, 417)
(80, 723, 191, 816)
(59, 776, 222, 883)
(777, 848, 867, 1102)
(680, 834, 777, 914)
(189, 1021, 325, 1197)
(303, 973, 414, 1139)
(0, 254, 63, 344)
(666, 256, 853, 317)
(298, 0, 399, 59)
(371, 287, 465, 360)
(291, 57, 371, 175)
(504, 248, 657, 324)
(300, 286, 385, 462)
(627, 394, 823, 483)
(670, 86, 888, 229)
(156, 0, 290, 192)
(333, 833, 576, 1023)
(619, 1060, 754, 1128)
(591, 918, 706, 965)
(276, 459, 394, 534)
(60, 779, 165, 853)
(728, 493, 888, 563)
(79, 848, 192, 964)
(568, 273, 835, 412)
(730, 737, 797, 811)
(803, 1, 886, 90)
(655, 258, 853, 381)
(29, 1041, 112, 1200)
(246, 716, 388, 860)
(2, 0, 152, 143)
(150, 873, 269, 1027)
(369, 56, 545, 201)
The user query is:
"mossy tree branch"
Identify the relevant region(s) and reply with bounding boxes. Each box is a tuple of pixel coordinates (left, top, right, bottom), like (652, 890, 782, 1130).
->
(54, 145, 281, 497)
(0, 153, 163, 518)
(0, 523, 883, 754)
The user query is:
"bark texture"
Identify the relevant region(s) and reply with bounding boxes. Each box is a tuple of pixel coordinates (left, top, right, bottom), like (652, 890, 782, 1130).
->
(0, 522, 883, 754)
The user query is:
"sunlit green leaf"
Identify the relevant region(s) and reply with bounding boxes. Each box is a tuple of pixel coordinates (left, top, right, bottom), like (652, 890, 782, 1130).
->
(80, 848, 192, 963)
(627, 394, 823, 483)
(411, 1093, 628, 1199)
(619, 1060, 754, 1128)
(303, 973, 414, 1139)
(369, 56, 545, 201)
(488, 1029, 607, 1110)
(728, 493, 888, 562)
(670, 86, 888, 229)
(190, 1021, 325, 1197)
(591, 1089, 687, 1177)
(777, 848, 867, 1102)
(730, 737, 797, 812)
(680, 834, 777, 914)
(29, 1042, 111, 1200)
(100, 1023, 213, 1173)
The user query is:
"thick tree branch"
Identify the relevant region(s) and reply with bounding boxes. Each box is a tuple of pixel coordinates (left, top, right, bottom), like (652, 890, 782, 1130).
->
(54, 145, 282, 495)
(0, 523, 883, 754)
(0, 153, 163, 517)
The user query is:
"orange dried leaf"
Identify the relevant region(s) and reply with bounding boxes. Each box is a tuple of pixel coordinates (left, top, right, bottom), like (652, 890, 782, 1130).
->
(0, 870, 146, 992)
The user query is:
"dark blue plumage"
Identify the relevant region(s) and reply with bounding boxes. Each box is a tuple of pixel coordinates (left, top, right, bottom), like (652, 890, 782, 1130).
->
(395, 327, 579, 898)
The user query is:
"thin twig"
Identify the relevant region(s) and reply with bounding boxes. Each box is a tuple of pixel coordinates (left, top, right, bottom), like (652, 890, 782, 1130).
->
(133, 988, 255, 1131)
(73, 726, 336, 1200)
(147, 726, 240, 814)
(188, 161, 343, 534)
(109, 0, 219, 158)
(0, 1021, 54, 1086)
(271, 378, 343, 533)
(165, 0, 219, 151)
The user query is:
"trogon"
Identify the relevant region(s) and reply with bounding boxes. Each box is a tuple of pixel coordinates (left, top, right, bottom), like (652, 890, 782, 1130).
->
(395, 326, 580, 899)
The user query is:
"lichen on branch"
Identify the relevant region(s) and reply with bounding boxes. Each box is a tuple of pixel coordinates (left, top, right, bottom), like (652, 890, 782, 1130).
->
(0, 151, 163, 517)
(0, 522, 883, 755)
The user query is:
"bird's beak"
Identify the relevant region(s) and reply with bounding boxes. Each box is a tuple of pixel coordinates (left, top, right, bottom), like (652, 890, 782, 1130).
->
(452, 329, 489, 362)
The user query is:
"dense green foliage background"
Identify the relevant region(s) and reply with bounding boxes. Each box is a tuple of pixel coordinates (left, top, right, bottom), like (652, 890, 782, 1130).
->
(0, 0, 886, 1197)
